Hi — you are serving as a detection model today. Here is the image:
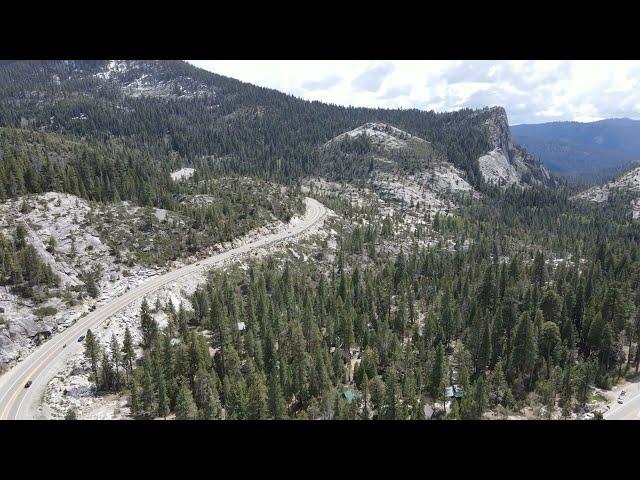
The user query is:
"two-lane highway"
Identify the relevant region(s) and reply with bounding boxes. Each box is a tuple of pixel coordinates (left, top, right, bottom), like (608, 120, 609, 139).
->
(604, 377, 640, 420)
(0, 197, 325, 420)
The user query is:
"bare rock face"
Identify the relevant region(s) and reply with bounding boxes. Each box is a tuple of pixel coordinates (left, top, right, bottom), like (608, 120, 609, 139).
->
(329, 110, 554, 190)
(0, 192, 160, 368)
(484, 106, 514, 156)
(325, 122, 428, 151)
(477, 106, 553, 188)
(322, 122, 481, 216)
(0, 314, 52, 364)
(57, 60, 216, 101)
(92, 60, 216, 100)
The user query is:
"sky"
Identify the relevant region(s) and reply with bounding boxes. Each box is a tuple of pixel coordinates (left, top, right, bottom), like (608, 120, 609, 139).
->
(187, 60, 640, 125)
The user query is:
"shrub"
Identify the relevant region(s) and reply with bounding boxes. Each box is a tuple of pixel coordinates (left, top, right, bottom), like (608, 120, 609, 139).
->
(34, 306, 58, 318)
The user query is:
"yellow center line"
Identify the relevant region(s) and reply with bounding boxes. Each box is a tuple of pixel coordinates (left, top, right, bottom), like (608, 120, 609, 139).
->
(0, 337, 73, 420)
(2, 356, 47, 419)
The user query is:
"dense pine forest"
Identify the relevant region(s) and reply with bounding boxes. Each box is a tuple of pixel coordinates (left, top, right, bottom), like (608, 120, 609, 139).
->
(76, 182, 640, 419)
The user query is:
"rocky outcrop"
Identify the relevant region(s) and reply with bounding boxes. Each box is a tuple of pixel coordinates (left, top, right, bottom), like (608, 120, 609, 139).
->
(0, 192, 160, 367)
(476, 107, 553, 188)
(325, 122, 429, 151)
(573, 165, 640, 218)
(321, 123, 479, 215)
(91, 60, 216, 100)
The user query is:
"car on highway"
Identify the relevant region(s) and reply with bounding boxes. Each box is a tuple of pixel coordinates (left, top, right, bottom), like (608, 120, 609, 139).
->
(24, 380, 32, 388)
(617, 397, 624, 404)
(77, 335, 85, 342)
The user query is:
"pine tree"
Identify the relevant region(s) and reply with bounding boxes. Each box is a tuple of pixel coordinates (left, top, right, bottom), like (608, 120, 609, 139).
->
(175, 383, 198, 420)
(383, 366, 398, 420)
(247, 370, 269, 420)
(109, 334, 122, 390)
(202, 382, 221, 420)
(157, 376, 169, 419)
(268, 366, 287, 419)
(84, 329, 101, 395)
(369, 376, 386, 420)
(559, 363, 573, 415)
(488, 360, 511, 407)
(100, 351, 114, 392)
(360, 371, 370, 420)
(122, 327, 135, 383)
(536, 378, 556, 419)
(430, 344, 446, 409)
(140, 366, 156, 417)
(511, 313, 537, 386)
(140, 298, 158, 348)
(129, 378, 140, 418)
(576, 359, 595, 407)
(532, 251, 546, 288)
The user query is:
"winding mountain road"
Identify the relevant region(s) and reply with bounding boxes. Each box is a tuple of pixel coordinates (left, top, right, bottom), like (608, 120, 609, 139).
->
(0, 197, 325, 420)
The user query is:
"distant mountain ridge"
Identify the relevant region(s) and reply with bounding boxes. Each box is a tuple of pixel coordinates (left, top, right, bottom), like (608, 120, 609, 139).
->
(512, 118, 640, 184)
(0, 60, 553, 198)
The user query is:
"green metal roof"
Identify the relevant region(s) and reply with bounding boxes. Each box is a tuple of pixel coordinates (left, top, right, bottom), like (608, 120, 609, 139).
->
(342, 390, 355, 403)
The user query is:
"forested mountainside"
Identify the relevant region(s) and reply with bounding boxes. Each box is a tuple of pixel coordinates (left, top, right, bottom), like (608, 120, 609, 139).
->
(0, 60, 551, 189)
(512, 118, 640, 184)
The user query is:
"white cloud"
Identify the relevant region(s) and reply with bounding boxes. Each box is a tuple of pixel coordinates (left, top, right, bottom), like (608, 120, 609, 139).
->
(378, 83, 412, 99)
(352, 63, 395, 92)
(302, 75, 342, 91)
(187, 60, 640, 124)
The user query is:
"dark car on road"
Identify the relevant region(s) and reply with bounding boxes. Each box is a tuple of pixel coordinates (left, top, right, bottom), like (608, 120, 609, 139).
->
(25, 380, 32, 388)
(77, 335, 85, 342)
